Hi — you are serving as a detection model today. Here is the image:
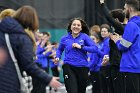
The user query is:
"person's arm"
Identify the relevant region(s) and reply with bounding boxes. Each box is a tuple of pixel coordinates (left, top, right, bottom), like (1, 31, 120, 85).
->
(97, 46, 109, 57)
(97, 39, 110, 57)
(56, 38, 65, 59)
(81, 34, 98, 53)
(88, 53, 98, 68)
(112, 22, 137, 51)
(100, 2, 124, 34)
(16, 35, 59, 86)
(36, 45, 45, 55)
(37, 51, 52, 58)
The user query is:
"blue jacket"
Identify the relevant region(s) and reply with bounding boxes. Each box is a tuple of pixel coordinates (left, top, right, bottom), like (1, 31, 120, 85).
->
(0, 17, 52, 93)
(50, 48, 59, 68)
(36, 44, 52, 68)
(89, 37, 110, 72)
(116, 16, 140, 73)
(56, 32, 98, 67)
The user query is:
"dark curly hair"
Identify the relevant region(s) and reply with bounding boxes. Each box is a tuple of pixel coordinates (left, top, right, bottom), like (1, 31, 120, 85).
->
(67, 17, 89, 35)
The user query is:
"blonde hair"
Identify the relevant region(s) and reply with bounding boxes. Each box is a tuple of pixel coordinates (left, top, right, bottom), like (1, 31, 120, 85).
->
(0, 9, 15, 20)
(24, 28, 36, 53)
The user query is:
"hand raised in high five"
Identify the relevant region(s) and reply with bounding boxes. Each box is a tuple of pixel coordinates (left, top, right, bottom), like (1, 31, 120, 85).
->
(100, 0, 105, 4)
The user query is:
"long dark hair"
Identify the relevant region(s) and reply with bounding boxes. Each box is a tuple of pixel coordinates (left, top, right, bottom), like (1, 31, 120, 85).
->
(67, 17, 89, 35)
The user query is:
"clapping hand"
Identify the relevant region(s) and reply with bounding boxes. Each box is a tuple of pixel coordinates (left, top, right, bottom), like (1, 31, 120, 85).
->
(110, 33, 121, 43)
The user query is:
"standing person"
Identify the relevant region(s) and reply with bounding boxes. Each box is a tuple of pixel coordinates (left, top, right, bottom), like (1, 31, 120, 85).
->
(49, 42, 61, 92)
(111, 0, 140, 93)
(32, 32, 52, 93)
(88, 33, 102, 93)
(99, 0, 126, 93)
(55, 17, 98, 93)
(0, 5, 61, 93)
(99, 24, 110, 93)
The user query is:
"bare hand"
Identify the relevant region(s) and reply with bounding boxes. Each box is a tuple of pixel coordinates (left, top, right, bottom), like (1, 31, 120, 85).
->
(72, 43, 81, 49)
(54, 58, 59, 64)
(100, 0, 105, 4)
(49, 77, 62, 88)
(110, 33, 121, 43)
(101, 55, 109, 66)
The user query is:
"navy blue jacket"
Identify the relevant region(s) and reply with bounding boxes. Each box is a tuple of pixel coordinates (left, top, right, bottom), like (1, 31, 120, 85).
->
(0, 17, 52, 93)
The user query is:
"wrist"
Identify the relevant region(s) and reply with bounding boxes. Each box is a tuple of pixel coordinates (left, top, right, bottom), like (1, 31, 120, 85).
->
(81, 45, 84, 49)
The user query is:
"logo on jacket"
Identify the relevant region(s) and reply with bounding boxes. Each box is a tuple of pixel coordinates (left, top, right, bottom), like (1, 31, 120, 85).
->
(79, 40, 84, 45)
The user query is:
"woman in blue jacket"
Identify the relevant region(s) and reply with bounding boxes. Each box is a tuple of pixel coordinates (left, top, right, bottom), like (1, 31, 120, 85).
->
(55, 17, 98, 93)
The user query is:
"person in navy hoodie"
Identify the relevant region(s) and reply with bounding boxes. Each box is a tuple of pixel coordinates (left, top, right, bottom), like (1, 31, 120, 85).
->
(111, 0, 140, 93)
(55, 17, 98, 93)
(0, 6, 62, 93)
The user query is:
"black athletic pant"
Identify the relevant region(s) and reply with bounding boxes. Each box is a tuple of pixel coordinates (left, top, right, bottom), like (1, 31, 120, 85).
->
(100, 66, 112, 93)
(62, 64, 89, 93)
(51, 66, 60, 77)
(122, 72, 140, 93)
(110, 67, 125, 93)
(90, 71, 102, 93)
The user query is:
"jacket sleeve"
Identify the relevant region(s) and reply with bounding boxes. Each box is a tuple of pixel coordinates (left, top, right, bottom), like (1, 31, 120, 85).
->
(37, 51, 52, 58)
(97, 40, 110, 57)
(88, 53, 98, 68)
(100, 3, 124, 35)
(116, 22, 137, 51)
(36, 45, 45, 55)
(56, 37, 65, 59)
(82, 34, 98, 53)
(15, 35, 52, 85)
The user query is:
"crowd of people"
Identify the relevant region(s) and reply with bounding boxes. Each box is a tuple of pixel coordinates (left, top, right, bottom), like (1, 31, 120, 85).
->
(0, 0, 140, 93)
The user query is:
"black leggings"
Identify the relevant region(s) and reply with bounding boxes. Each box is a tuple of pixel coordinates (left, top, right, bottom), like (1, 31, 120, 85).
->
(62, 64, 89, 93)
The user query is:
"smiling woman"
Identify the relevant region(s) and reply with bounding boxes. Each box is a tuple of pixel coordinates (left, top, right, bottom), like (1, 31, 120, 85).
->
(55, 17, 98, 93)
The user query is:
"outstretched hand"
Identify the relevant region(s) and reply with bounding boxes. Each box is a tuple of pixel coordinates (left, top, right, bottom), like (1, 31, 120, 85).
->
(49, 77, 62, 88)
